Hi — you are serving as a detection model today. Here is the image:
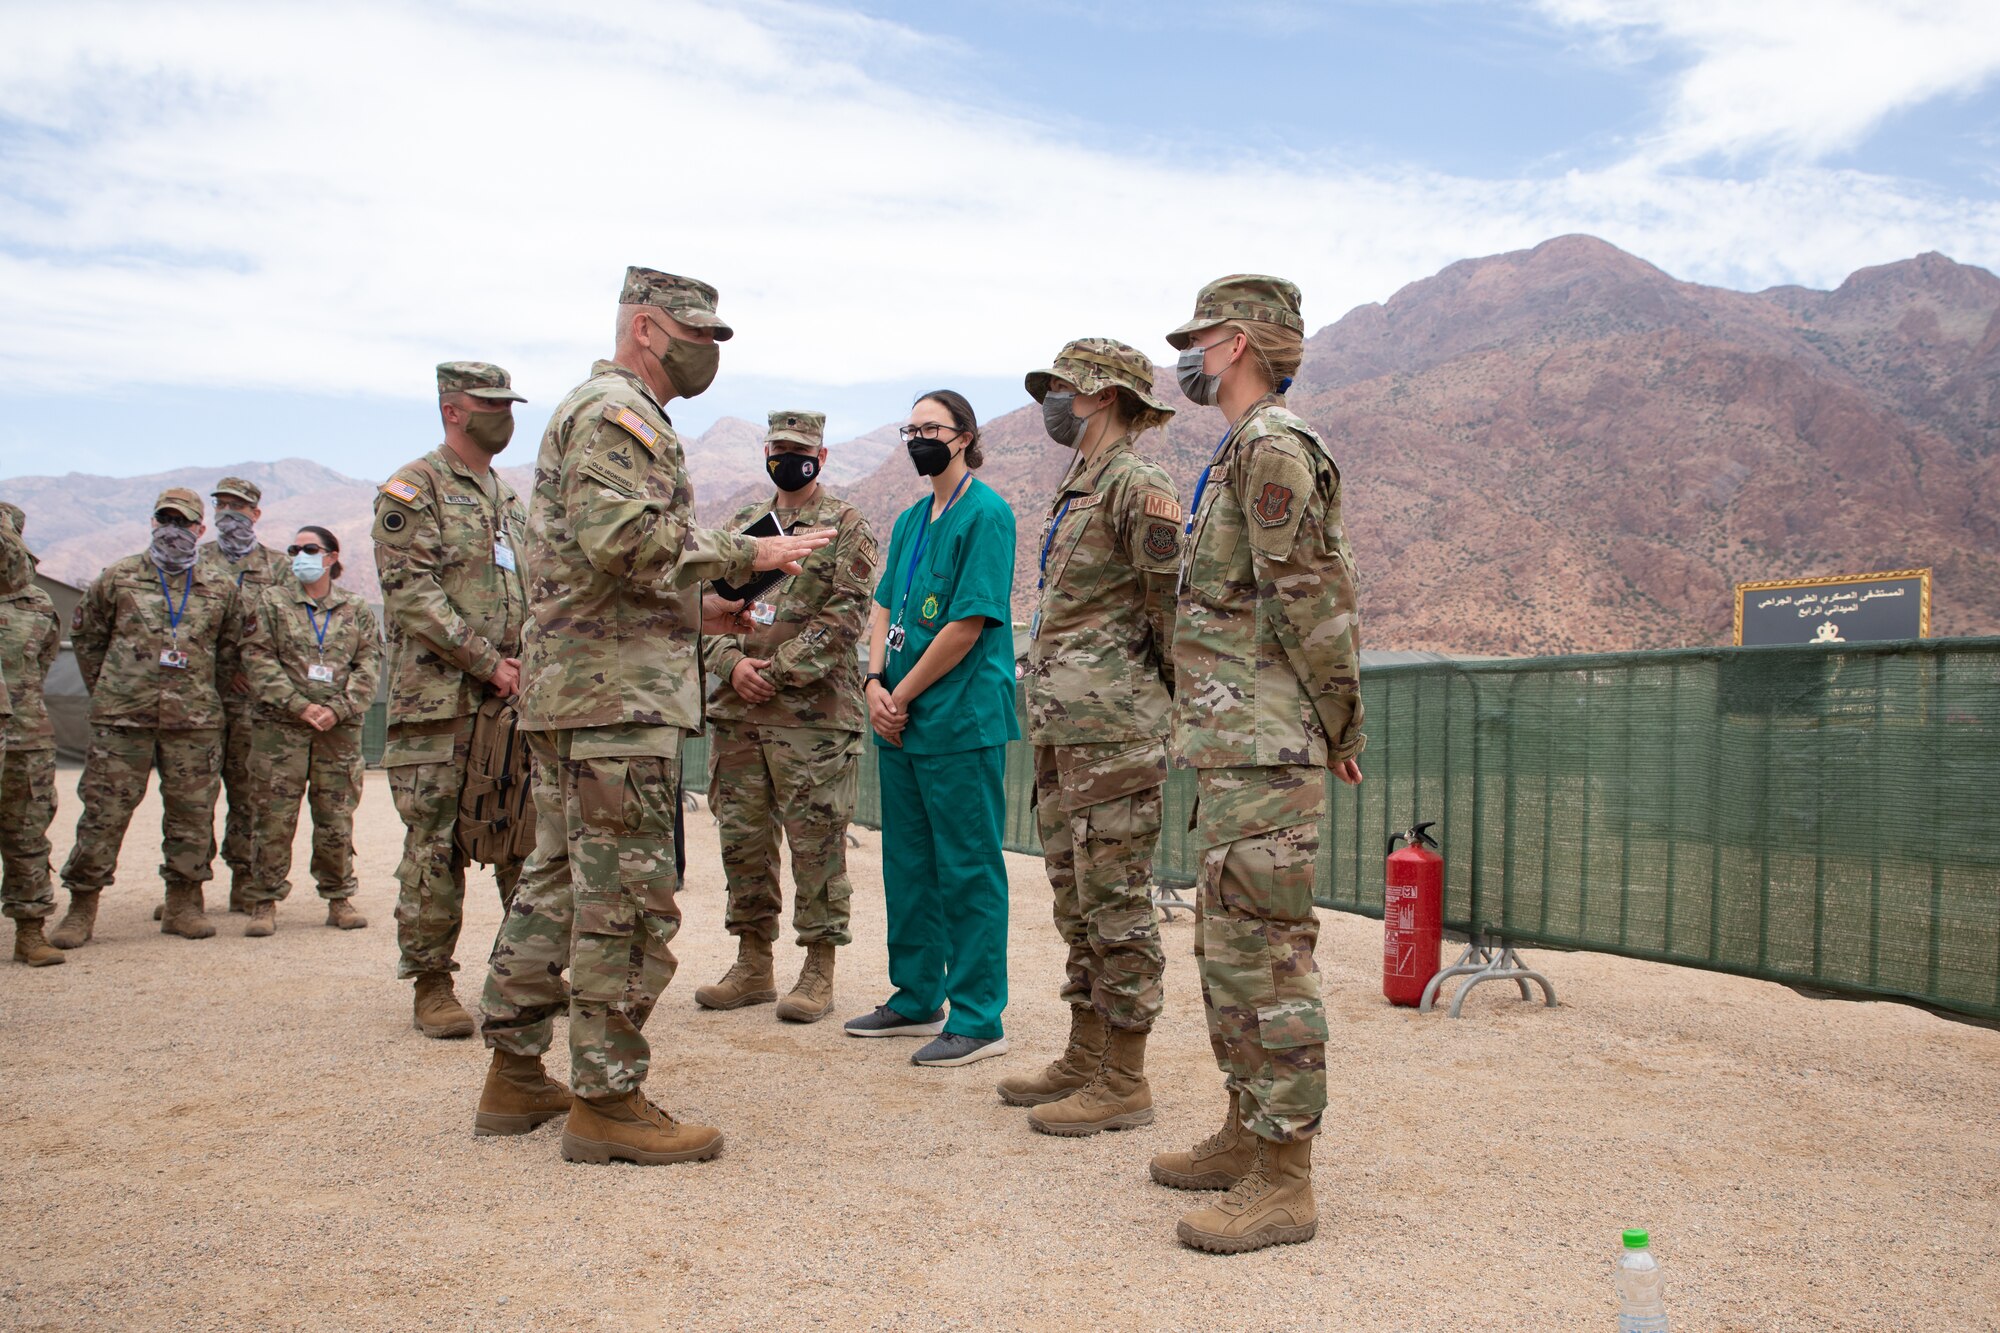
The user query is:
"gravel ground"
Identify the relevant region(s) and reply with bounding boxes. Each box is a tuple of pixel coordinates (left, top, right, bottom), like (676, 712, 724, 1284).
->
(3, 771, 1997, 1332)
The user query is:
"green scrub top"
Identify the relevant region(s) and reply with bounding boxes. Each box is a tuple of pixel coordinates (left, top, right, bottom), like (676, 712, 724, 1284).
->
(871, 476, 1020, 755)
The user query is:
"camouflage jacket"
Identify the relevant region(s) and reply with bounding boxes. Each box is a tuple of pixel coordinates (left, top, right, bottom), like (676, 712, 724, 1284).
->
(1024, 434, 1181, 747)
(73, 550, 247, 730)
(0, 523, 33, 716)
(1173, 395, 1365, 768)
(517, 360, 758, 733)
(0, 583, 60, 749)
(242, 581, 382, 730)
(198, 541, 290, 706)
(372, 446, 528, 726)
(701, 489, 877, 734)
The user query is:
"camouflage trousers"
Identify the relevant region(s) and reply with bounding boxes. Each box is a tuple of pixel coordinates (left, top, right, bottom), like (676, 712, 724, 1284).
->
(1191, 764, 1328, 1144)
(214, 699, 257, 879)
(59, 725, 223, 893)
(708, 722, 858, 947)
(480, 728, 682, 1100)
(248, 719, 362, 904)
(1, 746, 57, 920)
(1033, 740, 1167, 1032)
(388, 716, 522, 978)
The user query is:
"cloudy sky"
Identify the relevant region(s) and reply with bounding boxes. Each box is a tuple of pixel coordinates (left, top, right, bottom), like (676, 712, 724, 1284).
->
(3, 0, 1998, 480)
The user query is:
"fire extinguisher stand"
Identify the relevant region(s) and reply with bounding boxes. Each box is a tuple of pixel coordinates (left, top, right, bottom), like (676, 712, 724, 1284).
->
(1419, 937, 1558, 1018)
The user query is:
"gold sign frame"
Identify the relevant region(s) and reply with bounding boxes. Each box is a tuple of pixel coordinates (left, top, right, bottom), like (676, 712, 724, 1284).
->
(1733, 568, 1931, 645)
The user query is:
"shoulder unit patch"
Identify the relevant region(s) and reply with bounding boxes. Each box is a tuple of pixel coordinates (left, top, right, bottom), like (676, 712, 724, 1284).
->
(1253, 482, 1294, 528)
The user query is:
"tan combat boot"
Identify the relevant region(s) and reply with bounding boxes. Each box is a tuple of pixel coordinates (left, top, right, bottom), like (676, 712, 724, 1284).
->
(560, 1089, 724, 1165)
(160, 884, 216, 939)
(13, 918, 65, 967)
(49, 889, 100, 950)
(412, 972, 475, 1038)
(1175, 1137, 1317, 1254)
(1028, 1027, 1154, 1136)
(694, 935, 777, 1010)
(775, 941, 837, 1023)
(325, 897, 368, 930)
(473, 1049, 574, 1136)
(228, 872, 250, 915)
(244, 901, 276, 937)
(1149, 1093, 1258, 1190)
(995, 1005, 1105, 1107)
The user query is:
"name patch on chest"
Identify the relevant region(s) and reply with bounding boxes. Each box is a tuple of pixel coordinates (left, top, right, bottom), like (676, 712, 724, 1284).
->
(442, 495, 479, 506)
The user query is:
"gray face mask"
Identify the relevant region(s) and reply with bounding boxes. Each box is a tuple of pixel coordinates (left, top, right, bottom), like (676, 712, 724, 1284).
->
(150, 524, 199, 575)
(214, 509, 257, 559)
(1040, 391, 1085, 448)
(1176, 344, 1225, 407)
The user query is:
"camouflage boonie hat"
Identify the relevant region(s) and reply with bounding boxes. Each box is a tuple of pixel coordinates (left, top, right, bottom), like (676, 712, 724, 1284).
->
(154, 487, 203, 522)
(0, 502, 22, 535)
(211, 476, 261, 505)
(1025, 337, 1176, 426)
(436, 361, 527, 402)
(765, 410, 826, 450)
(1165, 274, 1305, 350)
(620, 266, 734, 341)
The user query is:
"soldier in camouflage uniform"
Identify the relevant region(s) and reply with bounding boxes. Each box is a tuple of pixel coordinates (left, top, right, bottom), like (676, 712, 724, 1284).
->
(51, 487, 250, 948)
(0, 504, 65, 966)
(239, 525, 382, 937)
(998, 338, 1182, 1135)
(474, 266, 831, 1163)
(374, 361, 530, 1038)
(1147, 276, 1365, 1255)
(695, 410, 877, 1023)
(198, 477, 290, 913)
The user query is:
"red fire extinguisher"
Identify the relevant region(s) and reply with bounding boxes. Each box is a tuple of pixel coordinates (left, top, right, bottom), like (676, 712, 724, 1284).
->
(1383, 822, 1443, 1007)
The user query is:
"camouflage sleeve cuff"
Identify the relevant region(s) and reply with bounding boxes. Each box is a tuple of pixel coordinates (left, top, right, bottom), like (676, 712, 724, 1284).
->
(464, 638, 503, 682)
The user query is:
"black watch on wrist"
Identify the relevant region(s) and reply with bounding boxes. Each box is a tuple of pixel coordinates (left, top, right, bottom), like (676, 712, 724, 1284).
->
(865, 671, 885, 688)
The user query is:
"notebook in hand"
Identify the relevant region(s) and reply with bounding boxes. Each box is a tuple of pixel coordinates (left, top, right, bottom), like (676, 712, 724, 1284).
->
(711, 511, 788, 603)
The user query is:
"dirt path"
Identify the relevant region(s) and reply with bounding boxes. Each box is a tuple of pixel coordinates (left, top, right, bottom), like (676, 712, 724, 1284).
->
(3, 772, 1996, 1331)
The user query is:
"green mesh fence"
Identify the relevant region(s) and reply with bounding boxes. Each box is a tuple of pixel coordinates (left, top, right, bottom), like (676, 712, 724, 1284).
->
(687, 639, 2000, 1019)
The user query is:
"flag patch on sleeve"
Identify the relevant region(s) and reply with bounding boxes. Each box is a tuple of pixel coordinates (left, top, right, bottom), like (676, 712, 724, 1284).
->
(608, 407, 660, 451)
(380, 478, 422, 505)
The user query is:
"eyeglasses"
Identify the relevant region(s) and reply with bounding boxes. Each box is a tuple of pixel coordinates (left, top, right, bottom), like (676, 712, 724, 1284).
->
(899, 423, 964, 443)
(286, 543, 329, 556)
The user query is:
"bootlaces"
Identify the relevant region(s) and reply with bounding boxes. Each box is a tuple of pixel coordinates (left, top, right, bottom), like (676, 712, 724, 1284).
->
(1219, 1147, 1275, 1211)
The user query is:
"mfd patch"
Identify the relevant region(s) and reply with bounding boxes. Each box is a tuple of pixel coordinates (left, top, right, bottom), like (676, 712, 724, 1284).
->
(1142, 493, 1182, 523)
(380, 478, 423, 506)
(1143, 520, 1179, 561)
(1253, 482, 1294, 528)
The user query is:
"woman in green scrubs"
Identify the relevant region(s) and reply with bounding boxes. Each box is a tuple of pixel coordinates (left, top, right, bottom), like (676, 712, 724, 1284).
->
(842, 389, 1019, 1067)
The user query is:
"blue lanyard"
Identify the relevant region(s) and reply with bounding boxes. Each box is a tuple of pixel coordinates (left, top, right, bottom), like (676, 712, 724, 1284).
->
(894, 472, 972, 628)
(1037, 497, 1075, 589)
(157, 568, 192, 643)
(1185, 428, 1233, 537)
(304, 603, 332, 653)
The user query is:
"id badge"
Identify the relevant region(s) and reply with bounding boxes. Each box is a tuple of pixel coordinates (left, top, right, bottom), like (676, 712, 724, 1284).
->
(1029, 609, 1041, 641)
(885, 624, 906, 653)
(750, 601, 777, 626)
(307, 663, 336, 683)
(159, 649, 188, 670)
(494, 542, 517, 573)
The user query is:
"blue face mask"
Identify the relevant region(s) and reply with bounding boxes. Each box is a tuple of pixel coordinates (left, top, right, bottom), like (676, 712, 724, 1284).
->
(291, 552, 326, 583)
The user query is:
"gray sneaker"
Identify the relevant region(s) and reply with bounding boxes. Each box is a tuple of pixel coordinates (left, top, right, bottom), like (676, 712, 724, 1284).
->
(912, 1033, 1010, 1067)
(842, 1003, 946, 1038)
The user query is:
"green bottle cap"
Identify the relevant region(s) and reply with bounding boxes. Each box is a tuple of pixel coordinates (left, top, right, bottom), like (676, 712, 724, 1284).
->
(1623, 1229, 1650, 1249)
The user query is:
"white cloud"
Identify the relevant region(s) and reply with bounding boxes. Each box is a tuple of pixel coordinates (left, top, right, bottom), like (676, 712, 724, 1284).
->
(0, 0, 1997, 428)
(1538, 0, 2000, 163)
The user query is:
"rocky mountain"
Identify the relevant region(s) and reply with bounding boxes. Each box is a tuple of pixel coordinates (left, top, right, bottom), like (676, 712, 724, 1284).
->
(11, 235, 1996, 656)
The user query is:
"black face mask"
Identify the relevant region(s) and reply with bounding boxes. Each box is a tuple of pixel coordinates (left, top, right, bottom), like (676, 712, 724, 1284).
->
(766, 451, 820, 493)
(907, 436, 955, 478)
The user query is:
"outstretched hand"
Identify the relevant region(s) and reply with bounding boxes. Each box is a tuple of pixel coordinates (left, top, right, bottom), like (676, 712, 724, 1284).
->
(753, 527, 836, 575)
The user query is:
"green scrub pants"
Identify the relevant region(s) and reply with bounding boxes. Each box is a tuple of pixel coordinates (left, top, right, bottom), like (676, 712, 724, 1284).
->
(877, 743, 1009, 1040)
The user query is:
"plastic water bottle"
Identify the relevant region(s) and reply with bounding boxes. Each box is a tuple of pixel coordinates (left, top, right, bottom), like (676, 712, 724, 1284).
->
(1616, 1229, 1669, 1332)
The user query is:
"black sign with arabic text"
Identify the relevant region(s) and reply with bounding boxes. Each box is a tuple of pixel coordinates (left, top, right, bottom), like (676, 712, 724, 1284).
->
(1735, 570, 1930, 646)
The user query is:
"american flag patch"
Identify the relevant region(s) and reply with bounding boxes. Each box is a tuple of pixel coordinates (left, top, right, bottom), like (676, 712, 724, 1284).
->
(608, 407, 659, 449)
(1142, 493, 1182, 522)
(380, 478, 422, 505)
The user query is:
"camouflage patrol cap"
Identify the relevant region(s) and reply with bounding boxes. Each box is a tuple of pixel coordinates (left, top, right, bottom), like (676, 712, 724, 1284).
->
(1025, 337, 1175, 426)
(211, 476, 261, 505)
(765, 410, 826, 450)
(1165, 274, 1305, 350)
(437, 361, 527, 403)
(153, 487, 203, 523)
(621, 267, 734, 341)
(0, 502, 22, 535)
